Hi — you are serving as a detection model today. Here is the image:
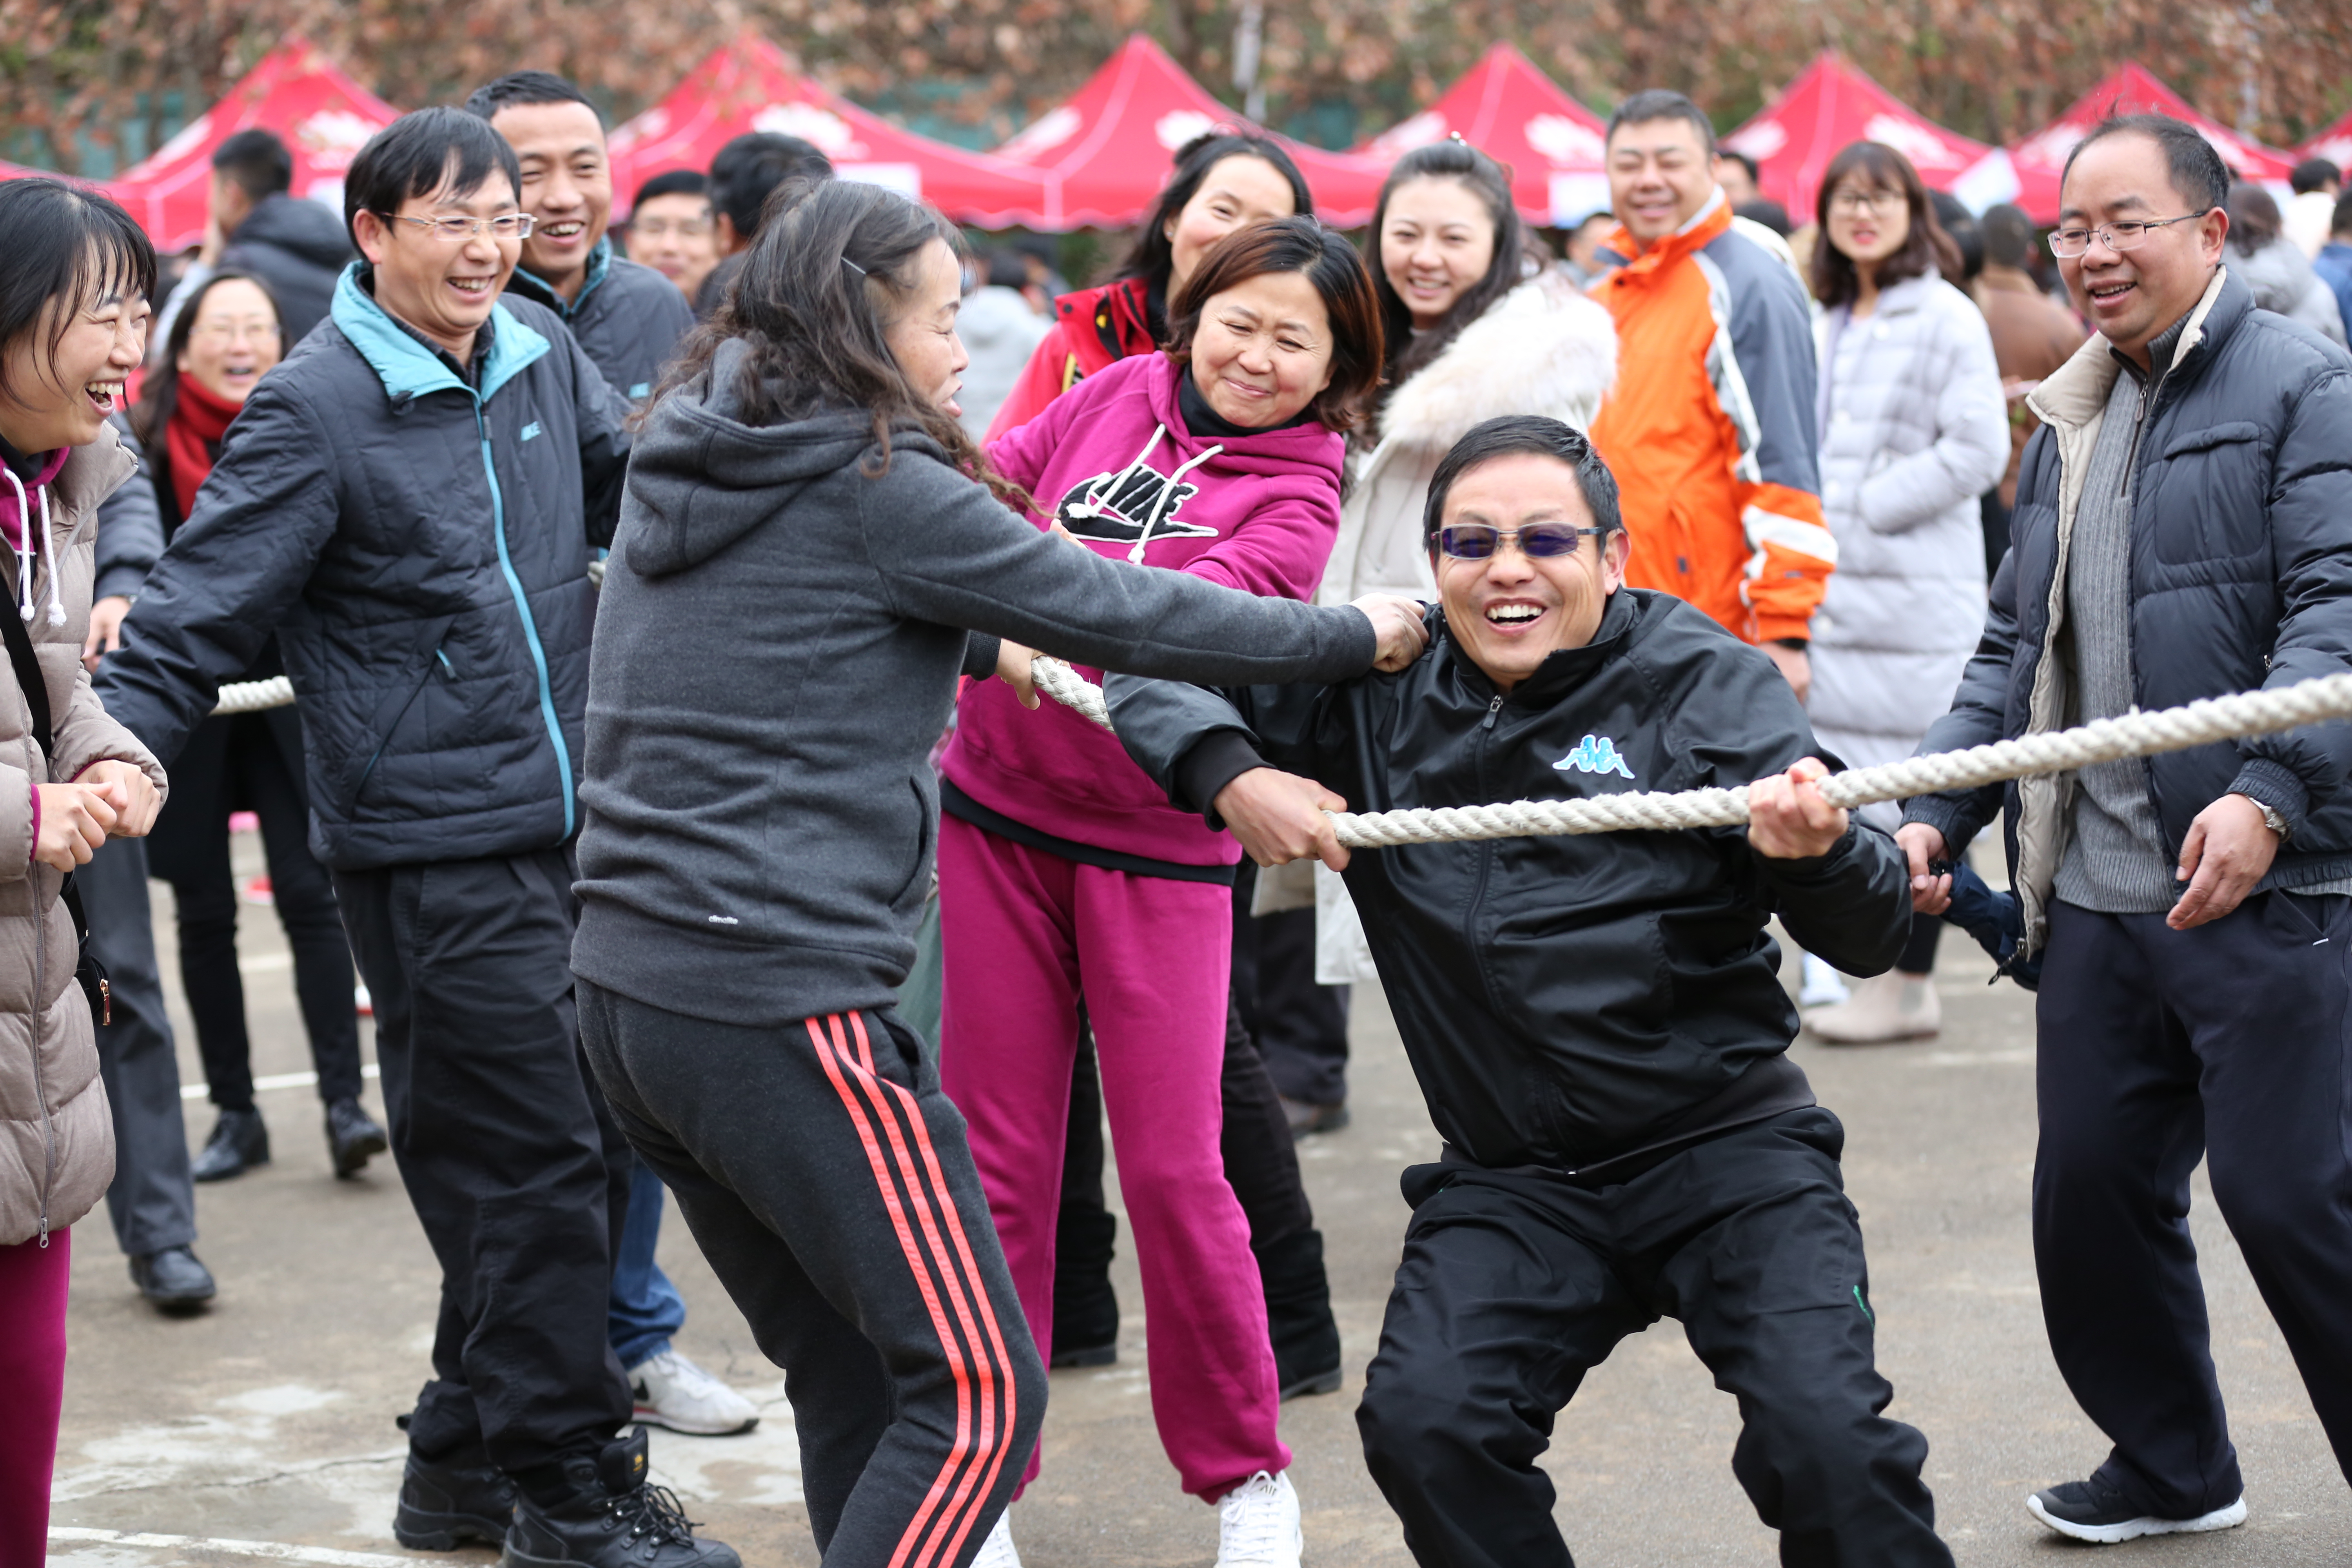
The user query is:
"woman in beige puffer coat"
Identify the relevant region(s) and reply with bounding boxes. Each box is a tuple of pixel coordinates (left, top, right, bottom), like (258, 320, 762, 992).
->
(0, 178, 169, 1567)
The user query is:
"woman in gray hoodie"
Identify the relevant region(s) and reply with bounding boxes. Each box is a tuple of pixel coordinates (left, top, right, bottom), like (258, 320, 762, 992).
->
(570, 178, 1424, 1568)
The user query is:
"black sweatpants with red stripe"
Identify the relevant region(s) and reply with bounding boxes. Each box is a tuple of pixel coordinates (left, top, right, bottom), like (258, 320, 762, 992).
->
(578, 982, 1046, 1567)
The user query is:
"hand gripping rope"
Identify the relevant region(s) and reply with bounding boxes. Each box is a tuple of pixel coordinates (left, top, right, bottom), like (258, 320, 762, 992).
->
(1026, 655, 2352, 850)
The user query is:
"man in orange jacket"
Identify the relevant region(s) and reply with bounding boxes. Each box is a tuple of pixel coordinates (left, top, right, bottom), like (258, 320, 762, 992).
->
(1589, 90, 1831, 699)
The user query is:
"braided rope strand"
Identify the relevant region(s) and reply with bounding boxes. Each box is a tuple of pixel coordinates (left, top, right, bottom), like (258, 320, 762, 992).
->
(1026, 657, 2352, 849)
(211, 675, 295, 716)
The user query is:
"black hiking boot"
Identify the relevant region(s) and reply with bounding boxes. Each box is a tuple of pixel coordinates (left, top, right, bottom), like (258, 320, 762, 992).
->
(394, 1448, 516, 1550)
(502, 1428, 740, 1568)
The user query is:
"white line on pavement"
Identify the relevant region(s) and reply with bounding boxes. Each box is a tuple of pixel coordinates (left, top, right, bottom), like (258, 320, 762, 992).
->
(179, 1062, 381, 1102)
(47, 1528, 414, 1567)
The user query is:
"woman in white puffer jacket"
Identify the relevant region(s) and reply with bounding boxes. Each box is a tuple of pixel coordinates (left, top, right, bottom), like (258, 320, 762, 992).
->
(1303, 138, 1617, 993)
(1802, 141, 2007, 1044)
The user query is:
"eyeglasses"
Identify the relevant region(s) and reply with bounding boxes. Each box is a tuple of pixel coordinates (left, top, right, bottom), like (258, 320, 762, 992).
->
(194, 321, 280, 345)
(2047, 212, 2211, 257)
(1829, 189, 1904, 216)
(630, 216, 712, 239)
(1436, 523, 1606, 560)
(382, 212, 536, 243)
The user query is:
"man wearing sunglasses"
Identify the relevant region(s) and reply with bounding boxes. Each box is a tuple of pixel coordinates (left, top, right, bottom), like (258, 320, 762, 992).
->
(1900, 114, 2352, 1545)
(91, 110, 734, 1568)
(1107, 415, 1951, 1566)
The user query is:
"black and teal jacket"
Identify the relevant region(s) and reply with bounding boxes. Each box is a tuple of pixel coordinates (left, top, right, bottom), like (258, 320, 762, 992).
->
(504, 238, 695, 405)
(96, 263, 630, 870)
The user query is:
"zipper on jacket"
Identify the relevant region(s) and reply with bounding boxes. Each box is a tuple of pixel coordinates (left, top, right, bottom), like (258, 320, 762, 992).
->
(1482, 693, 1504, 730)
(473, 406, 577, 839)
(27, 735, 54, 1246)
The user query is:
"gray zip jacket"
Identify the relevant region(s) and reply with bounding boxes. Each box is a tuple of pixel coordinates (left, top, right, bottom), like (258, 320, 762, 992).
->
(571, 339, 1380, 1027)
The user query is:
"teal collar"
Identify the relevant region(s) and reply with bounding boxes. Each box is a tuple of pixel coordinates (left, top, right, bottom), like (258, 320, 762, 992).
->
(512, 236, 612, 320)
(331, 263, 550, 405)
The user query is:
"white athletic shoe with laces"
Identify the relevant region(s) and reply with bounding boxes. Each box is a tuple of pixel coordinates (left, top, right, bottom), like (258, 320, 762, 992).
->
(1216, 1470, 1302, 1567)
(628, 1349, 761, 1435)
(970, 1508, 1022, 1567)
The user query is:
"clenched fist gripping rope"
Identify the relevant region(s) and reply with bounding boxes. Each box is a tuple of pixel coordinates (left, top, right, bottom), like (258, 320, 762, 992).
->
(1027, 656, 2352, 850)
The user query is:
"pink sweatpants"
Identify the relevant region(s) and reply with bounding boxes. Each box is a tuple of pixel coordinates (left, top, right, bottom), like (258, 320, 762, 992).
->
(935, 814, 1288, 1502)
(0, 1226, 71, 1568)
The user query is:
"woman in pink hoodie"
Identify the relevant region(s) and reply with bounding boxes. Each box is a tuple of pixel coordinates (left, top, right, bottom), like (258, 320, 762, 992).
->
(937, 217, 1383, 1559)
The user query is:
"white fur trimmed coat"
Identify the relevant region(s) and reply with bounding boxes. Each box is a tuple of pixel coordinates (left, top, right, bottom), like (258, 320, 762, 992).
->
(1307, 276, 1618, 983)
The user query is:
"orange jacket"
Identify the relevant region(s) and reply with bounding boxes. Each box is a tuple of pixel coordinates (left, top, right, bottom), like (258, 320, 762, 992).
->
(1588, 200, 1832, 645)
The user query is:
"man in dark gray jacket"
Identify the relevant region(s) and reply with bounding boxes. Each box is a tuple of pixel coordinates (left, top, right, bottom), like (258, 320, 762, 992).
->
(1901, 115, 2352, 1545)
(94, 109, 733, 1568)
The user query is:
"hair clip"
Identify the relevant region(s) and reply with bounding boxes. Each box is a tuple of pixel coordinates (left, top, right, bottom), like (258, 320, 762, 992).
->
(841, 255, 868, 278)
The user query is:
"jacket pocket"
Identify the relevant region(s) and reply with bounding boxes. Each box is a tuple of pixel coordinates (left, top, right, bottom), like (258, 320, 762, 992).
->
(2149, 423, 2267, 565)
(889, 777, 936, 913)
(330, 615, 460, 824)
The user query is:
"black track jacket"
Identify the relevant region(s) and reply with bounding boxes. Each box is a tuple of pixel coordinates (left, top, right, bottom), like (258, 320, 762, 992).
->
(1108, 588, 1911, 1172)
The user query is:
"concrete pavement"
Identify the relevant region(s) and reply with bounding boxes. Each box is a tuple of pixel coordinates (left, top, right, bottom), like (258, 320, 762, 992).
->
(46, 832, 2352, 1564)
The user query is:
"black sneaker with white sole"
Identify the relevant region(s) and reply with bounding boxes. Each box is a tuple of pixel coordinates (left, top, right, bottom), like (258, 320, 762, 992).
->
(394, 1449, 516, 1550)
(2027, 1477, 2248, 1544)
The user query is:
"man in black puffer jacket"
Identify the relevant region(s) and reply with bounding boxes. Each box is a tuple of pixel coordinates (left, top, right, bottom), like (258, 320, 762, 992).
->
(1110, 417, 1950, 1568)
(1900, 116, 2352, 1546)
(94, 109, 735, 1568)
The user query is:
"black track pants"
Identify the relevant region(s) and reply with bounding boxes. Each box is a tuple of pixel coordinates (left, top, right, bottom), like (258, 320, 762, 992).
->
(1356, 1109, 1951, 1568)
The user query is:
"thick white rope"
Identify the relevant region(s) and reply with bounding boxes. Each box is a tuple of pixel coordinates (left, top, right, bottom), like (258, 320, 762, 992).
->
(1026, 656, 2352, 849)
(211, 676, 294, 716)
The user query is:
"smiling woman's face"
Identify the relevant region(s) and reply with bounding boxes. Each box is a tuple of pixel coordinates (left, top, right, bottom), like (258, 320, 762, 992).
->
(0, 258, 149, 454)
(1186, 268, 1335, 429)
(176, 277, 282, 406)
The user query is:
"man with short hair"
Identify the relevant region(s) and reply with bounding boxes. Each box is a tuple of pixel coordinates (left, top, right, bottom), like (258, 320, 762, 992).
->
(1902, 113, 2352, 1544)
(158, 127, 354, 347)
(624, 169, 721, 305)
(695, 131, 833, 317)
(1588, 90, 1829, 700)
(94, 107, 735, 1568)
(1109, 415, 1952, 1568)
(1713, 147, 1760, 206)
(2284, 155, 2341, 257)
(466, 72, 695, 407)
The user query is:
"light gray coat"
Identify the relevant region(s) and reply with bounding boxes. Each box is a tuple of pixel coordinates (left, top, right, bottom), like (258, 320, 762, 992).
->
(1809, 273, 2008, 793)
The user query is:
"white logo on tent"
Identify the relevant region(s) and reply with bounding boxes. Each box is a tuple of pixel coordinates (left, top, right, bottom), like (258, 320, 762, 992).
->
(1002, 106, 1081, 158)
(298, 110, 380, 173)
(1862, 112, 1963, 169)
(1156, 109, 1219, 151)
(1526, 114, 1604, 166)
(752, 102, 868, 160)
(1725, 120, 1787, 159)
(1368, 110, 1448, 158)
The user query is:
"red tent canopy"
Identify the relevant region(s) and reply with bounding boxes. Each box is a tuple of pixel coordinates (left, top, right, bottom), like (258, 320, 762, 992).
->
(1352, 43, 1610, 226)
(1719, 53, 1990, 222)
(608, 31, 1049, 228)
(106, 36, 397, 252)
(993, 35, 1386, 229)
(1961, 64, 2296, 224)
(2298, 108, 2352, 171)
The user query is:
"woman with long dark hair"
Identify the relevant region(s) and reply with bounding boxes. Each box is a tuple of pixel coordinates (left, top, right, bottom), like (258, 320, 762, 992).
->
(572, 180, 1423, 1568)
(985, 131, 1311, 439)
(0, 176, 168, 1562)
(1798, 141, 2006, 1044)
(111, 270, 385, 1184)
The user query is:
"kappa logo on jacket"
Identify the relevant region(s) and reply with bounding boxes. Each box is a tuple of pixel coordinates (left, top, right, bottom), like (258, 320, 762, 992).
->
(1054, 465, 1216, 548)
(1556, 734, 1636, 780)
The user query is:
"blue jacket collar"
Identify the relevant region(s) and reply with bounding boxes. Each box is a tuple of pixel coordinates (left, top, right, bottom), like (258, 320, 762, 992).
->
(512, 237, 612, 320)
(331, 263, 550, 406)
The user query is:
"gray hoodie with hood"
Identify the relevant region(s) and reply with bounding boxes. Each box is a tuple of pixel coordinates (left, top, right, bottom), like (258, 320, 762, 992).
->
(572, 339, 1379, 1027)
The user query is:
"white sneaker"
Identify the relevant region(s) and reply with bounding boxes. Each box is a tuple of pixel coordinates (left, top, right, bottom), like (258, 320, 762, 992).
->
(629, 1349, 760, 1435)
(1217, 1470, 1302, 1567)
(1798, 952, 1851, 1006)
(971, 1508, 1022, 1568)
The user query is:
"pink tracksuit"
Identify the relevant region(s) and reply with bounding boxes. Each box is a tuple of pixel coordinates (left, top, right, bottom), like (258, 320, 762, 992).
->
(939, 350, 1343, 1501)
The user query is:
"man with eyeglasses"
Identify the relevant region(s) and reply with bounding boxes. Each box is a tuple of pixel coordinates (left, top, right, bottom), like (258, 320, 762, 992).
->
(1107, 415, 1952, 1567)
(1900, 112, 2352, 1545)
(93, 108, 737, 1568)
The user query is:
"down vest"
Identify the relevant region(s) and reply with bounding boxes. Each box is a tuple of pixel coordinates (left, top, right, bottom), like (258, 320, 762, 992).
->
(96, 264, 629, 870)
(0, 429, 171, 1247)
(1904, 267, 2352, 953)
(1808, 273, 2008, 793)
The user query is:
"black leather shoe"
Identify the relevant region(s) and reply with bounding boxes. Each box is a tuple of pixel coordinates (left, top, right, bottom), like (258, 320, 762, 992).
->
(395, 1449, 517, 1550)
(190, 1107, 270, 1182)
(503, 1429, 739, 1568)
(129, 1246, 216, 1314)
(325, 1097, 388, 1178)
(1279, 1096, 1350, 1139)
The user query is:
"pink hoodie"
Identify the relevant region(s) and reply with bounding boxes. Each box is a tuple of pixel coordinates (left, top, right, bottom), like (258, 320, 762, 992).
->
(945, 352, 1344, 866)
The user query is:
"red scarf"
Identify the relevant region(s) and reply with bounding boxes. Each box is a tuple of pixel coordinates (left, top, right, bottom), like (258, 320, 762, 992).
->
(165, 373, 243, 520)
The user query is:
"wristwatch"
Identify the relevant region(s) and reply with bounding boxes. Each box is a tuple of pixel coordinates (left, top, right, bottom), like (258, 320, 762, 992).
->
(2241, 793, 2291, 841)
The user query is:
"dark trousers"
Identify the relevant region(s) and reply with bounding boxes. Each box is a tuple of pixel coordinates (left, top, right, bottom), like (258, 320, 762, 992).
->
(579, 983, 1045, 1566)
(333, 849, 632, 1475)
(1357, 1109, 1950, 1568)
(1233, 900, 1351, 1108)
(2034, 894, 2352, 1515)
(150, 714, 361, 1110)
(77, 838, 196, 1257)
